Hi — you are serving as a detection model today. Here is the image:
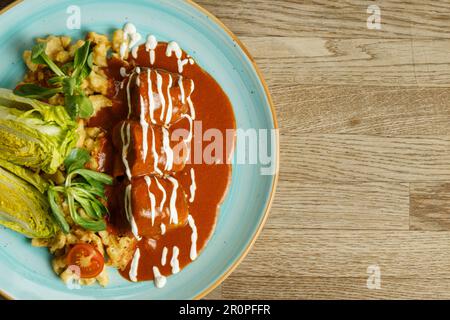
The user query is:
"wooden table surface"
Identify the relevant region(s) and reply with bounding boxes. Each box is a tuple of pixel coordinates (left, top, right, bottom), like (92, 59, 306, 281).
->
(200, 0, 450, 300)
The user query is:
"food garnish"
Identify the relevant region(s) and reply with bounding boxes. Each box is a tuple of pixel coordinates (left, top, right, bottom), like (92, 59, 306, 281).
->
(0, 88, 77, 174)
(66, 243, 105, 278)
(14, 41, 94, 119)
(48, 148, 113, 233)
(0, 163, 56, 238)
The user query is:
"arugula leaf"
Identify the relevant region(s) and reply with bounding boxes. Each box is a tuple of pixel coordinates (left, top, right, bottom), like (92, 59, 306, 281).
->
(13, 84, 62, 99)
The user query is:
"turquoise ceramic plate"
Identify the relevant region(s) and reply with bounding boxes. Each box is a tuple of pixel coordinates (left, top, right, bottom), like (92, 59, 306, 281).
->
(0, 0, 278, 300)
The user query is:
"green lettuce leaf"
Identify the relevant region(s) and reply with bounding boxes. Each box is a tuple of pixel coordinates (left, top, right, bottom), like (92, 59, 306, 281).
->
(0, 89, 77, 174)
(0, 159, 48, 193)
(0, 166, 56, 238)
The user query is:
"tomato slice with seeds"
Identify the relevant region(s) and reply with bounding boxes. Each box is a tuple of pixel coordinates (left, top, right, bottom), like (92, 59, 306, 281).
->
(67, 244, 104, 279)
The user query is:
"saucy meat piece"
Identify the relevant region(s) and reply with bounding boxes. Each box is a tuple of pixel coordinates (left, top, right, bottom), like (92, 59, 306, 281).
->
(112, 120, 190, 178)
(110, 176, 189, 239)
(125, 68, 194, 126)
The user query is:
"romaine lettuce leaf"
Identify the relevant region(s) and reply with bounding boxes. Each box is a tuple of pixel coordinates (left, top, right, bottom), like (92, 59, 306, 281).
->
(0, 89, 77, 174)
(0, 159, 48, 193)
(0, 165, 55, 238)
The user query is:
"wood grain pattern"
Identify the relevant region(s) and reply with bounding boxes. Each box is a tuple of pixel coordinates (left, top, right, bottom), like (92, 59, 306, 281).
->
(218, 229, 450, 299)
(275, 85, 450, 135)
(281, 134, 450, 182)
(270, 181, 409, 230)
(221, 276, 450, 299)
(240, 37, 450, 87)
(202, 0, 450, 300)
(196, 0, 450, 39)
(410, 183, 450, 231)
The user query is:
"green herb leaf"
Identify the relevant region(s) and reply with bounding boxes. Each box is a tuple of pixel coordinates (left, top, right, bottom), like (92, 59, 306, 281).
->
(64, 148, 90, 173)
(48, 76, 65, 86)
(71, 182, 106, 198)
(64, 93, 93, 119)
(30, 43, 46, 64)
(47, 187, 70, 234)
(13, 84, 62, 99)
(70, 190, 99, 219)
(62, 77, 77, 96)
(30, 43, 65, 77)
(61, 62, 74, 75)
(77, 94, 94, 119)
(78, 52, 94, 82)
(74, 169, 114, 186)
(68, 193, 106, 231)
(87, 52, 94, 69)
(64, 94, 80, 119)
(72, 41, 91, 79)
(48, 150, 113, 232)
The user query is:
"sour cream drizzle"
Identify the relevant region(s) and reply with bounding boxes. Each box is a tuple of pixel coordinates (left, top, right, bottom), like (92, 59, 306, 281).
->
(187, 215, 198, 260)
(149, 126, 162, 175)
(152, 266, 167, 288)
(161, 246, 168, 266)
(178, 76, 186, 104)
(139, 95, 149, 162)
(125, 184, 141, 240)
(160, 223, 166, 235)
(170, 246, 180, 274)
(182, 114, 193, 143)
(145, 35, 158, 65)
(187, 79, 195, 119)
(165, 74, 173, 125)
(144, 176, 157, 226)
(120, 23, 142, 59)
(135, 67, 141, 86)
(129, 248, 140, 282)
(162, 127, 173, 171)
(155, 177, 167, 211)
(126, 74, 133, 118)
(165, 41, 195, 73)
(189, 168, 196, 203)
(120, 67, 129, 78)
(167, 176, 179, 225)
(155, 71, 166, 122)
(120, 122, 132, 180)
(166, 41, 182, 73)
(131, 46, 139, 59)
(147, 69, 157, 125)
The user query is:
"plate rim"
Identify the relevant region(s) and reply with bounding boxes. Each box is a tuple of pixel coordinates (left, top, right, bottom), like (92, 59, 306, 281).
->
(0, 0, 279, 300)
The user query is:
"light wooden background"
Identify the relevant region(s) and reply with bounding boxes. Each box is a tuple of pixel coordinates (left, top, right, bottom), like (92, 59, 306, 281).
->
(199, 0, 450, 299)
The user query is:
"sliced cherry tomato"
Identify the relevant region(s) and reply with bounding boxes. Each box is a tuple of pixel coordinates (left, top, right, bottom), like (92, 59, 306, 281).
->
(67, 243, 104, 279)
